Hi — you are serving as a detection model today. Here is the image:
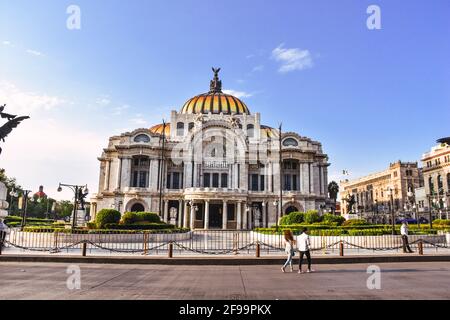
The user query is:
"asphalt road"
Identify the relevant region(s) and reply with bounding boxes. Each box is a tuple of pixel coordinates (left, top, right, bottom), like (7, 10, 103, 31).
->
(0, 261, 449, 300)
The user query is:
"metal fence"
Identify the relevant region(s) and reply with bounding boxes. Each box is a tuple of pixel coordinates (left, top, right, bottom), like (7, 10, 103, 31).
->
(1, 229, 449, 256)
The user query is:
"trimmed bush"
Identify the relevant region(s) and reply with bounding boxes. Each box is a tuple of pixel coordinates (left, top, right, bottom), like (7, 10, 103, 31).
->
(280, 212, 304, 225)
(322, 214, 345, 226)
(104, 223, 175, 230)
(342, 219, 368, 226)
(95, 209, 121, 228)
(120, 212, 161, 225)
(433, 219, 450, 226)
(304, 210, 321, 224)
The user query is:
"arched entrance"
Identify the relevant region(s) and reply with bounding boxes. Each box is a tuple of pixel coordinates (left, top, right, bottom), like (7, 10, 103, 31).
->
(285, 206, 298, 215)
(130, 203, 145, 212)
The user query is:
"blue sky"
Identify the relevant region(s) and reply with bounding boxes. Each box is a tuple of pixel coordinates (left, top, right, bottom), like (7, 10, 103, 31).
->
(1, 0, 449, 200)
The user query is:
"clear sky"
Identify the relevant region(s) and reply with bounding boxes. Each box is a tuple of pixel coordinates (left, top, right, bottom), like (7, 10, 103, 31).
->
(1, 0, 449, 200)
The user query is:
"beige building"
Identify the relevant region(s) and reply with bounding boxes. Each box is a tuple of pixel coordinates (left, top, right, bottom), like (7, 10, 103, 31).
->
(91, 69, 330, 229)
(421, 138, 450, 218)
(340, 161, 422, 222)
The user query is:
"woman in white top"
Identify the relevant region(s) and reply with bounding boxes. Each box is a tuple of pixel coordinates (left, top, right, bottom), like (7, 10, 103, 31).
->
(281, 229, 296, 272)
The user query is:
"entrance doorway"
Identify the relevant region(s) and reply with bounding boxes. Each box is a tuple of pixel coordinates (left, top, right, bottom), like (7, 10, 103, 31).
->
(130, 203, 145, 212)
(209, 204, 222, 228)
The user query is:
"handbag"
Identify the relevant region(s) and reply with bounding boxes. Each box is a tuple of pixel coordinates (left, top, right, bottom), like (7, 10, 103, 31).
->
(291, 249, 295, 257)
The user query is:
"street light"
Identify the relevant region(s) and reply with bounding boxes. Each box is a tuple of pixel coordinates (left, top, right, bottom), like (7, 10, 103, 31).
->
(57, 183, 89, 229)
(20, 190, 32, 230)
(8, 189, 19, 216)
(386, 187, 395, 235)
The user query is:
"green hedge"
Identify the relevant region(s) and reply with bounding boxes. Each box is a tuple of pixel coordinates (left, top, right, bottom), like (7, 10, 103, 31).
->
(342, 219, 368, 226)
(95, 209, 121, 228)
(433, 219, 450, 226)
(4, 216, 55, 224)
(22, 227, 189, 234)
(120, 212, 161, 224)
(104, 223, 174, 230)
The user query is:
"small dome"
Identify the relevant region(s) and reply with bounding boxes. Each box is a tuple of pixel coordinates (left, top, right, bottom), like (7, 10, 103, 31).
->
(149, 123, 171, 136)
(180, 68, 250, 115)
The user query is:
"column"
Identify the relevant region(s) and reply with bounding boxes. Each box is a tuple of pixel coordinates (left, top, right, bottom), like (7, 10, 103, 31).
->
(204, 200, 210, 229)
(243, 203, 248, 229)
(263, 202, 267, 227)
(116, 158, 123, 190)
(104, 159, 111, 191)
(164, 200, 169, 223)
(121, 157, 132, 189)
(178, 200, 183, 227)
(236, 202, 242, 230)
(222, 201, 228, 230)
(183, 201, 189, 229)
(309, 162, 314, 194)
(268, 162, 273, 192)
(190, 204, 195, 230)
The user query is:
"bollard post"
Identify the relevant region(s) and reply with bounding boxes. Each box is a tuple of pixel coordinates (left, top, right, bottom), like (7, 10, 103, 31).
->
(339, 241, 344, 257)
(81, 242, 87, 257)
(418, 240, 423, 255)
(256, 242, 260, 258)
(168, 242, 173, 258)
(143, 232, 148, 255)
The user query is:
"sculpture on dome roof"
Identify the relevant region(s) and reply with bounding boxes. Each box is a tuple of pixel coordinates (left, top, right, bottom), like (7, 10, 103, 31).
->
(209, 67, 222, 93)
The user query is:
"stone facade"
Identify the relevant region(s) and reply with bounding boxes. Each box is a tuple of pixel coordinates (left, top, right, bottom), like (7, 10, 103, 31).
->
(340, 161, 423, 222)
(91, 70, 330, 229)
(421, 140, 450, 216)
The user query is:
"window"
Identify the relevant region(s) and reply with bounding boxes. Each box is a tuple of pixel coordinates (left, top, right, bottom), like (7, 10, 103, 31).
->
(438, 175, 444, 194)
(134, 134, 150, 143)
(176, 122, 184, 136)
(260, 175, 265, 191)
(212, 173, 219, 188)
(188, 122, 194, 131)
(173, 172, 180, 189)
(227, 205, 235, 221)
(284, 174, 291, 191)
(293, 175, 297, 190)
(247, 124, 255, 138)
(221, 173, 228, 188)
(283, 138, 298, 147)
(204, 173, 210, 188)
(393, 171, 398, 178)
(251, 174, 259, 191)
(447, 173, 450, 191)
(131, 156, 149, 188)
(429, 177, 435, 194)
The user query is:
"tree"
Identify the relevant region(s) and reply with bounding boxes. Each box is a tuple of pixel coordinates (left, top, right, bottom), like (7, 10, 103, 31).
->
(328, 181, 339, 215)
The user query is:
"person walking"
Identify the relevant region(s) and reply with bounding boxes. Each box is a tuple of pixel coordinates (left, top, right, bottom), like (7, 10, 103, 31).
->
(0, 219, 8, 251)
(297, 227, 314, 273)
(281, 229, 295, 272)
(401, 221, 414, 253)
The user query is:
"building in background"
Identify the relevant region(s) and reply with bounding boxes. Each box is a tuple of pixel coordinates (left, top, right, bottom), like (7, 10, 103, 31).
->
(91, 69, 330, 229)
(340, 161, 423, 223)
(421, 138, 450, 220)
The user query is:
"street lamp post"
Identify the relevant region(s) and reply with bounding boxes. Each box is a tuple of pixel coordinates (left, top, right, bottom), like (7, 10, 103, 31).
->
(386, 187, 395, 235)
(57, 183, 88, 229)
(273, 200, 279, 232)
(20, 190, 32, 230)
(8, 189, 19, 216)
(278, 122, 283, 233)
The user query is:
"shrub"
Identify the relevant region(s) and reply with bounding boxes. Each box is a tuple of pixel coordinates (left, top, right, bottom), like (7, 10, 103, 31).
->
(280, 212, 304, 225)
(322, 214, 345, 226)
(433, 219, 450, 226)
(342, 219, 368, 226)
(120, 212, 161, 225)
(104, 223, 175, 230)
(86, 222, 97, 229)
(304, 210, 321, 224)
(138, 212, 161, 223)
(95, 209, 121, 228)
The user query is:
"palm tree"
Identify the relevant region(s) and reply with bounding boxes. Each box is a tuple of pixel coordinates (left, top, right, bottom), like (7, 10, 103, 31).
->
(328, 181, 339, 215)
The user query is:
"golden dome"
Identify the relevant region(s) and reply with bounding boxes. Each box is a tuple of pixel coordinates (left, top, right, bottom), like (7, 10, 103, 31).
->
(180, 68, 250, 115)
(149, 123, 170, 136)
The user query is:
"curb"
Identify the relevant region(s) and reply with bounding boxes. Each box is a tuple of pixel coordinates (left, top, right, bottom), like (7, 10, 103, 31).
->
(1, 254, 450, 265)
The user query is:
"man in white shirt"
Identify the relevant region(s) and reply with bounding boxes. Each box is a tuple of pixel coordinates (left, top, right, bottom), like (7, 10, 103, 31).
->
(297, 227, 314, 273)
(400, 221, 414, 253)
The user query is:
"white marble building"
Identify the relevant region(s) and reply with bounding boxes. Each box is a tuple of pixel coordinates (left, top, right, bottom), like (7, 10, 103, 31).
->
(91, 69, 330, 229)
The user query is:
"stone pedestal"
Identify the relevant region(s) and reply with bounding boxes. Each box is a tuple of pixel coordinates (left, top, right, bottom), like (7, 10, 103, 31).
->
(0, 182, 9, 219)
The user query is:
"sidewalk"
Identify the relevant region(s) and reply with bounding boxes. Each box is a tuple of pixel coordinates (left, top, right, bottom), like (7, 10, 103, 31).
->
(1, 252, 449, 265)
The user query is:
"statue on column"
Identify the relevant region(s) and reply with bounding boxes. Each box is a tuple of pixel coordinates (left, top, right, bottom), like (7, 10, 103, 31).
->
(0, 104, 30, 155)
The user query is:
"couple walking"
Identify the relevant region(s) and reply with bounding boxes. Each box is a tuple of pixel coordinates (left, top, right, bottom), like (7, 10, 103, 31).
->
(281, 228, 314, 274)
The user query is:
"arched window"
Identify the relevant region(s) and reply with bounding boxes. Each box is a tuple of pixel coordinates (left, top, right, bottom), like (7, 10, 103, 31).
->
(134, 134, 150, 143)
(176, 122, 184, 136)
(285, 206, 298, 215)
(429, 177, 435, 194)
(130, 203, 145, 212)
(247, 124, 254, 138)
(447, 173, 450, 191)
(283, 138, 298, 147)
(437, 175, 444, 194)
(188, 122, 194, 131)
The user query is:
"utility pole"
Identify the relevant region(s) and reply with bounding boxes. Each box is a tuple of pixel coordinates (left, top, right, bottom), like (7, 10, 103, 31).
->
(277, 122, 283, 232)
(158, 120, 166, 218)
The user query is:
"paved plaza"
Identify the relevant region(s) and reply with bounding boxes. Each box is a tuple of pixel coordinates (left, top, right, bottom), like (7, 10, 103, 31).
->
(1, 261, 449, 300)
